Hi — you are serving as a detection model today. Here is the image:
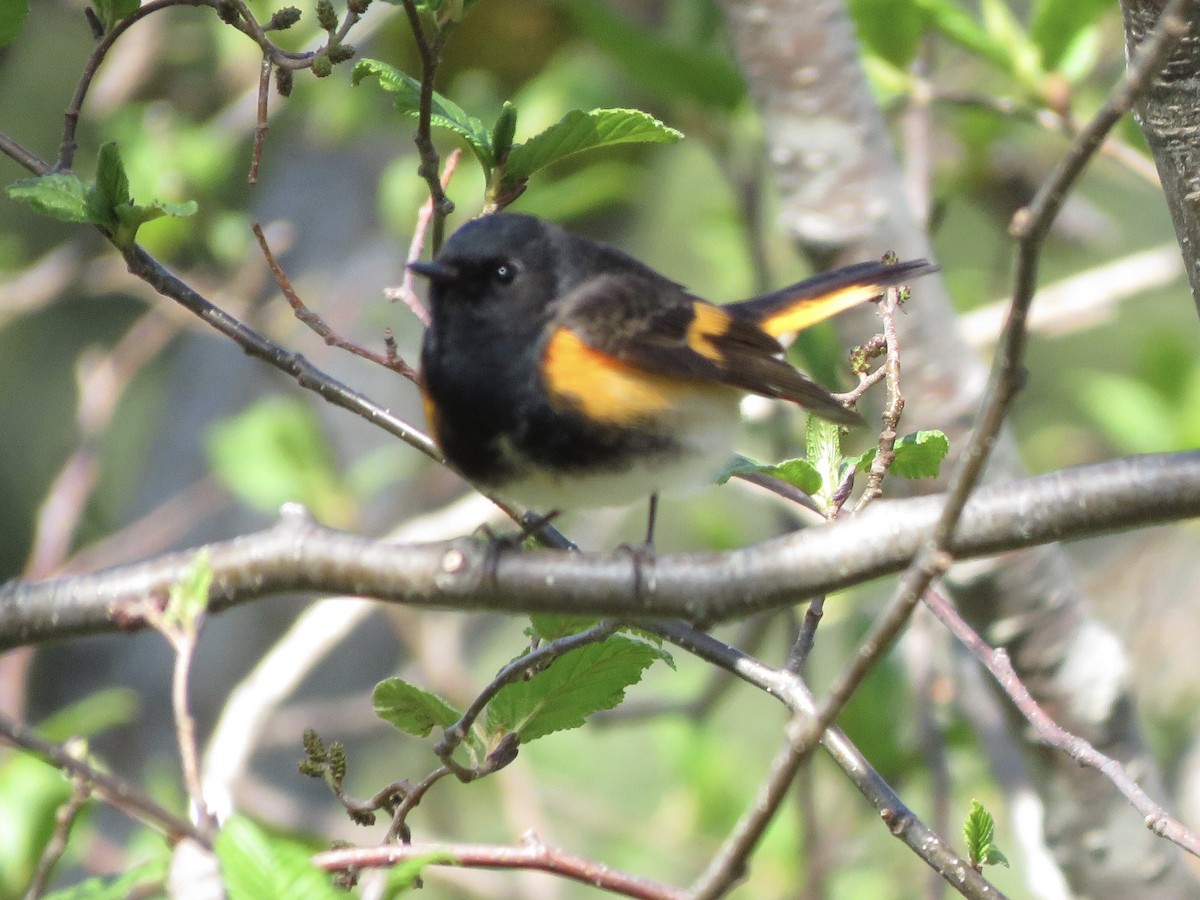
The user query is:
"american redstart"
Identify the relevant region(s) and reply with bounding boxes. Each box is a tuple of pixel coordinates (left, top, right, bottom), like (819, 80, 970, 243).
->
(410, 213, 934, 531)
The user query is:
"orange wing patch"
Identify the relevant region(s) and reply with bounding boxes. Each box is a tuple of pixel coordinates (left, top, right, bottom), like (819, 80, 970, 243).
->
(754, 283, 886, 338)
(685, 303, 733, 362)
(543, 328, 688, 425)
(419, 382, 442, 444)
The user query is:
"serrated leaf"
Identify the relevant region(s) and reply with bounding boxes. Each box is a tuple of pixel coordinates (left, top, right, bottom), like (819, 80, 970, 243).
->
(373, 678, 462, 737)
(713, 454, 822, 495)
(0, 0, 28, 47)
(216, 816, 341, 900)
(352, 58, 493, 167)
(963, 800, 1009, 869)
(205, 397, 352, 526)
(855, 430, 949, 479)
(806, 415, 842, 510)
(982, 845, 1010, 868)
(501, 108, 682, 188)
(43, 859, 167, 900)
(485, 635, 664, 743)
(762, 458, 823, 494)
(963, 799, 995, 855)
(120, 198, 198, 225)
(7, 174, 92, 223)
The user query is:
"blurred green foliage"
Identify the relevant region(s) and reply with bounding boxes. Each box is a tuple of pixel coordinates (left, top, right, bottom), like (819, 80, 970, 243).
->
(1, 0, 1196, 897)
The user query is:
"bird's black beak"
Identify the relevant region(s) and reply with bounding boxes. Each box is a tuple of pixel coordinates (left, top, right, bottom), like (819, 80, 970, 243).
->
(407, 259, 458, 283)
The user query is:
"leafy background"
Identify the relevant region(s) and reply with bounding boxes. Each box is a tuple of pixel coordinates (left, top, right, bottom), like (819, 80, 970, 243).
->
(0, 0, 1198, 896)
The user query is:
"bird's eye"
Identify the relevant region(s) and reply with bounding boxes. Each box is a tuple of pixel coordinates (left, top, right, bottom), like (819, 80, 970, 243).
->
(494, 262, 516, 284)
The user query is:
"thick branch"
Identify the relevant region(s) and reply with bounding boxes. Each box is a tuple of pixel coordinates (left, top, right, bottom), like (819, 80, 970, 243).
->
(1122, 0, 1200, 316)
(1, 452, 1196, 649)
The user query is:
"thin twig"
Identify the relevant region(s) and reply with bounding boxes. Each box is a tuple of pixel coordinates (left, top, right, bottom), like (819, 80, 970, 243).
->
(249, 56, 271, 184)
(384, 765, 453, 843)
(834, 363, 886, 406)
(145, 605, 216, 832)
(786, 596, 824, 673)
(854, 285, 905, 511)
(646, 621, 1002, 900)
(922, 586, 1200, 859)
(252, 223, 418, 380)
(434, 621, 620, 775)
(22, 774, 91, 900)
(400, 0, 454, 252)
(314, 832, 690, 900)
(386, 148, 463, 326)
(0, 712, 206, 845)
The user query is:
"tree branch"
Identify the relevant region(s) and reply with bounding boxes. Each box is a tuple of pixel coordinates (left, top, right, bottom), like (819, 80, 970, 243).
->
(2, 452, 1196, 648)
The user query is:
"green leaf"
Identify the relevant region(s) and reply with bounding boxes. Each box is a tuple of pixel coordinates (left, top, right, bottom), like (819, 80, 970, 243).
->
(0, 0, 28, 48)
(963, 800, 1009, 869)
(806, 415, 843, 511)
(980, 0, 1045, 91)
(217, 816, 341, 900)
(981, 845, 1010, 868)
(36, 687, 139, 742)
(501, 108, 682, 190)
(7, 174, 92, 223)
(485, 634, 665, 743)
(963, 799, 995, 859)
(1054, 24, 1102, 85)
(1031, 0, 1112, 71)
(849, 0, 927, 68)
(912, 0, 1013, 70)
(526, 615, 600, 642)
(205, 397, 353, 526)
(166, 550, 213, 632)
(0, 754, 74, 894)
(564, 1, 744, 109)
(43, 859, 167, 899)
(352, 58, 493, 168)
(384, 851, 458, 892)
(490, 101, 518, 165)
(714, 454, 822, 495)
(91, 0, 139, 32)
(854, 430, 950, 479)
(87, 142, 130, 230)
(1078, 372, 1179, 455)
(89, 144, 196, 247)
(373, 678, 462, 737)
(7, 144, 195, 246)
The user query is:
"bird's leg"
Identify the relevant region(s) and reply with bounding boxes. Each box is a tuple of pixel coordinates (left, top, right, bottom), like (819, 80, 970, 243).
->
(481, 509, 561, 586)
(644, 493, 659, 547)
